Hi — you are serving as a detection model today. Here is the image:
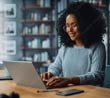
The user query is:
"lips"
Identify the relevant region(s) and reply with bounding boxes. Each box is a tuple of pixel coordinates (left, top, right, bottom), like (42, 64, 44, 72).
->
(69, 33, 76, 37)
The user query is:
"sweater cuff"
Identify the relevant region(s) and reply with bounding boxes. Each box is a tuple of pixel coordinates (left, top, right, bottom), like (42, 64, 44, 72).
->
(48, 70, 59, 76)
(79, 75, 87, 84)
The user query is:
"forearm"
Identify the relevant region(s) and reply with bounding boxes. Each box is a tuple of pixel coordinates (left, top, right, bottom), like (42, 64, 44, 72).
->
(79, 71, 104, 85)
(67, 77, 80, 85)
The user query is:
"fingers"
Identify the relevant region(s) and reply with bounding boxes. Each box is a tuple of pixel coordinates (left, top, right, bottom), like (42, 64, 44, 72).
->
(47, 76, 60, 86)
(40, 73, 43, 80)
(41, 72, 47, 81)
(41, 72, 53, 81)
(47, 72, 52, 79)
(41, 73, 69, 88)
(53, 79, 68, 87)
(47, 77, 69, 88)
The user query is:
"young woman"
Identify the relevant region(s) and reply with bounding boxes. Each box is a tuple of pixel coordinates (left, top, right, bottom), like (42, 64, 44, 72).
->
(41, 2, 106, 88)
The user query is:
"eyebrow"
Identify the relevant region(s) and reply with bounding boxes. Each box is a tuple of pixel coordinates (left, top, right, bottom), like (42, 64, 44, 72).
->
(66, 22, 78, 26)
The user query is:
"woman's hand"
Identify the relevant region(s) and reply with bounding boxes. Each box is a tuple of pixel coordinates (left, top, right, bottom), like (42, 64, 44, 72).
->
(41, 72, 53, 81)
(46, 76, 71, 88)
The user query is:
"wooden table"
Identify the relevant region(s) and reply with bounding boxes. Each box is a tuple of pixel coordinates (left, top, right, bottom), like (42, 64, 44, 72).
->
(0, 80, 110, 98)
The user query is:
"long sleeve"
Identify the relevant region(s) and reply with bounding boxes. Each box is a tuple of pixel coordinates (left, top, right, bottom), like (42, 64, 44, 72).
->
(48, 43, 106, 85)
(79, 43, 106, 85)
(48, 47, 64, 76)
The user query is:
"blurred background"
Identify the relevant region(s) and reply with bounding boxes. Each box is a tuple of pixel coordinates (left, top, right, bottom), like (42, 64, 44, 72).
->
(0, 0, 109, 80)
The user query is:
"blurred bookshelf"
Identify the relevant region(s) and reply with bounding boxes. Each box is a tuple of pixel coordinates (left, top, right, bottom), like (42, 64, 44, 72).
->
(0, 0, 109, 75)
(19, 0, 58, 73)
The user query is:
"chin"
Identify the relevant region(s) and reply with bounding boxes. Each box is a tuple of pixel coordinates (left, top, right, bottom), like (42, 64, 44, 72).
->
(70, 37, 76, 41)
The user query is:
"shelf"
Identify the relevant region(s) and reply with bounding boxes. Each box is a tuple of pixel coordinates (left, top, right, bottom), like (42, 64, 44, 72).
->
(22, 6, 52, 11)
(19, 61, 47, 64)
(20, 0, 57, 65)
(32, 61, 47, 64)
(20, 33, 54, 37)
(95, 4, 107, 8)
(20, 19, 54, 23)
(20, 47, 57, 50)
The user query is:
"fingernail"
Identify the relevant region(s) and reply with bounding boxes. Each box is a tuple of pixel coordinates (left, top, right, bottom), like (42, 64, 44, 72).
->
(46, 83, 49, 86)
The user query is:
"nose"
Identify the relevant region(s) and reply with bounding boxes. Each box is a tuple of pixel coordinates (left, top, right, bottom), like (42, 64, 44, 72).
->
(68, 26, 73, 32)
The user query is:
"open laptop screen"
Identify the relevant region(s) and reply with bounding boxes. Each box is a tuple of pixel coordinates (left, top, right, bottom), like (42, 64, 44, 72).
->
(4, 61, 48, 89)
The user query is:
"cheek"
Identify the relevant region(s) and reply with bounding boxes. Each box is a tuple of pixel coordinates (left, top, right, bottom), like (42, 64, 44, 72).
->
(76, 32, 82, 39)
(66, 28, 69, 32)
(75, 28, 81, 38)
(74, 27, 79, 32)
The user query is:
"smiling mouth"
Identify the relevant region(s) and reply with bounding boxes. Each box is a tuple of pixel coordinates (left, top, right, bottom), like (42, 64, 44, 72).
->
(69, 33, 76, 37)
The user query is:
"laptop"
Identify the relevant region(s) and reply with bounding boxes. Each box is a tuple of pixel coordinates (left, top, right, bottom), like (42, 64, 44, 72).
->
(3, 61, 49, 89)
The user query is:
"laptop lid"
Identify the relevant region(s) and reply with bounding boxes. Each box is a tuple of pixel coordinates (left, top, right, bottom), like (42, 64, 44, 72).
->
(4, 61, 47, 89)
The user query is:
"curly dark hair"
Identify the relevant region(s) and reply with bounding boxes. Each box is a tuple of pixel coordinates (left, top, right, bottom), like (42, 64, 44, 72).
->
(57, 2, 106, 48)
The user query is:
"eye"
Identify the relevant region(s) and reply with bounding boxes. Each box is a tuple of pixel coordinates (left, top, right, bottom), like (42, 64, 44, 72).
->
(72, 23, 78, 27)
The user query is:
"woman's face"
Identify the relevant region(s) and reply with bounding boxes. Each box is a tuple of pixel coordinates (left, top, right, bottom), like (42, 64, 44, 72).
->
(65, 14, 81, 42)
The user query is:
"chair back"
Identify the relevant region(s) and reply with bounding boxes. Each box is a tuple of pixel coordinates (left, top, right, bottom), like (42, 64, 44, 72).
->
(104, 65, 110, 88)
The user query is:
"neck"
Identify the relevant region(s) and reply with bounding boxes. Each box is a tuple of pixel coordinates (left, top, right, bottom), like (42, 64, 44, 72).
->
(75, 40, 84, 46)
